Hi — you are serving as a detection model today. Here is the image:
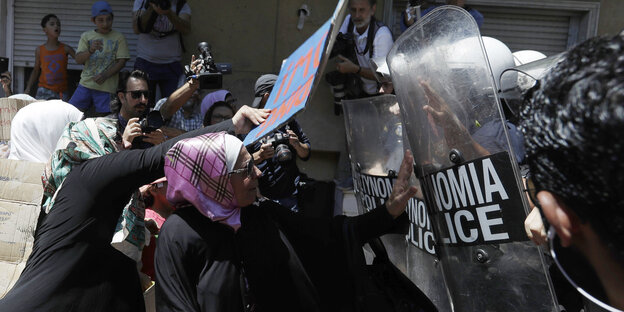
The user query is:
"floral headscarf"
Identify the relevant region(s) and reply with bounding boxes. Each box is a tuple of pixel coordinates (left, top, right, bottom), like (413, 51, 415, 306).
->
(164, 132, 244, 230)
(41, 117, 146, 261)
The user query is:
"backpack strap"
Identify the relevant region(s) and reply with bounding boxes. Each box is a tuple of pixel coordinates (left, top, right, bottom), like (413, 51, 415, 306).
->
(350, 16, 391, 59)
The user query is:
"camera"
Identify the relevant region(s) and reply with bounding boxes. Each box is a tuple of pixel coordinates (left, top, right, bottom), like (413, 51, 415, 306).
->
(326, 32, 363, 115)
(184, 42, 232, 89)
(139, 110, 164, 133)
(132, 110, 164, 148)
(145, 0, 171, 10)
(264, 132, 292, 162)
(329, 32, 356, 61)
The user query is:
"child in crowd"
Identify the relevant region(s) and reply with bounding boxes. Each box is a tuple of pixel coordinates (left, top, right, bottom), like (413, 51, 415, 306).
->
(69, 1, 129, 116)
(24, 14, 76, 101)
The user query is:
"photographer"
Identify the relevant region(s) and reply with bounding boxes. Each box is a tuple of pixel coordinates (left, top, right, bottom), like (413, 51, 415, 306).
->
(110, 69, 167, 149)
(327, 0, 393, 108)
(249, 74, 311, 212)
(132, 0, 191, 104)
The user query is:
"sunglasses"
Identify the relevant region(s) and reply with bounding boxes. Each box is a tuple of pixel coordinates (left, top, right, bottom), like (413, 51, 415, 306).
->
(230, 160, 255, 178)
(126, 90, 149, 99)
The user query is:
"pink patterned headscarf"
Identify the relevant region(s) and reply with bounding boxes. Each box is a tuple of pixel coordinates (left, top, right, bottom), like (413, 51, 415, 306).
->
(164, 132, 244, 230)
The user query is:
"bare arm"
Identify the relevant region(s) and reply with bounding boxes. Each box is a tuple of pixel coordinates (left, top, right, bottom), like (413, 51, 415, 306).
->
(75, 33, 102, 65)
(132, 12, 141, 34)
(25, 47, 41, 94)
(420, 80, 490, 160)
(74, 51, 90, 65)
(357, 67, 377, 81)
(159, 79, 199, 120)
(165, 12, 191, 35)
(136, 5, 156, 33)
(94, 58, 128, 85)
(149, 4, 191, 35)
(294, 142, 310, 159)
(159, 56, 201, 120)
(336, 55, 377, 80)
(65, 44, 76, 59)
(287, 129, 310, 159)
(253, 143, 274, 165)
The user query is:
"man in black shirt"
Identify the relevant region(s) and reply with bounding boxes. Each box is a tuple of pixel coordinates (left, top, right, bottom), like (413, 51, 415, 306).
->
(249, 74, 311, 211)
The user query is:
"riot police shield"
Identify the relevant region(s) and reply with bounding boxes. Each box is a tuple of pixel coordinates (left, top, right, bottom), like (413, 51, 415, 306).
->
(342, 94, 451, 311)
(387, 6, 558, 311)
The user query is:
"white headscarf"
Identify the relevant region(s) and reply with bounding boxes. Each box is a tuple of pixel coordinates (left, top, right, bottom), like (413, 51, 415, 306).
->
(9, 100, 83, 162)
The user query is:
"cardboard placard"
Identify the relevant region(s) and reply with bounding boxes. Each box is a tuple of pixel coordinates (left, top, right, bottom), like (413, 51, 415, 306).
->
(0, 159, 45, 298)
(243, 0, 348, 146)
(0, 98, 33, 142)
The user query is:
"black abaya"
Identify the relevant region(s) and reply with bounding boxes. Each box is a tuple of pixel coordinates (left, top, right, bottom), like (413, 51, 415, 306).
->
(0, 120, 233, 312)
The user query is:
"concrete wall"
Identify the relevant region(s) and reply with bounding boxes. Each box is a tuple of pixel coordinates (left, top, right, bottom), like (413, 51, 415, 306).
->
(183, 0, 385, 180)
(596, 0, 624, 35)
(566, 0, 624, 35)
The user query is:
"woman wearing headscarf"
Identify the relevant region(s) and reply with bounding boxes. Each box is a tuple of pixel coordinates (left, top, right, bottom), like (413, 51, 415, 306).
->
(8, 100, 83, 162)
(154, 132, 417, 312)
(200, 89, 236, 126)
(0, 106, 269, 312)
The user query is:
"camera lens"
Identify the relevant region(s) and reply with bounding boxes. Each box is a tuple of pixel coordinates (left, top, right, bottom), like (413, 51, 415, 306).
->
(274, 144, 292, 162)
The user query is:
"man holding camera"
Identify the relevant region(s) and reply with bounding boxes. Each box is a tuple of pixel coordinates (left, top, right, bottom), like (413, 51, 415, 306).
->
(132, 0, 191, 105)
(249, 74, 311, 212)
(331, 0, 393, 101)
(110, 69, 167, 149)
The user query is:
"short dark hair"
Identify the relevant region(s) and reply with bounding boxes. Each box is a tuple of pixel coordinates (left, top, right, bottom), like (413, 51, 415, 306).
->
(520, 34, 624, 260)
(203, 101, 235, 127)
(110, 70, 149, 114)
(41, 14, 58, 28)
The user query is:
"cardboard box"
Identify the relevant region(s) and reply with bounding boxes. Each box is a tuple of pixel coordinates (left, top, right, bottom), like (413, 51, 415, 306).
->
(0, 159, 44, 298)
(0, 98, 33, 142)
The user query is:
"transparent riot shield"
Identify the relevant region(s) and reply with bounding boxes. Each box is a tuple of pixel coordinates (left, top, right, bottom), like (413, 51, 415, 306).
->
(387, 6, 558, 312)
(342, 94, 451, 312)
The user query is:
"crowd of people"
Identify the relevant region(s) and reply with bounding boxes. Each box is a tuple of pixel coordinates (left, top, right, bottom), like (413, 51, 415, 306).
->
(0, 0, 623, 311)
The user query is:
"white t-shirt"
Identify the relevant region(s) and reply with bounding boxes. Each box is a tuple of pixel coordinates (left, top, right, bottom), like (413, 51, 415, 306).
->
(133, 0, 191, 63)
(339, 15, 394, 95)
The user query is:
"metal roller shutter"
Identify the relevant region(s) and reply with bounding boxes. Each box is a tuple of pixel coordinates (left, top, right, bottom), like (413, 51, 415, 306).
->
(470, 6, 577, 56)
(388, 1, 595, 56)
(13, 0, 137, 70)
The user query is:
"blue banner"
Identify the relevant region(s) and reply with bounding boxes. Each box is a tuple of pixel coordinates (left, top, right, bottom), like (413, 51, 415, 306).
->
(243, 0, 347, 146)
